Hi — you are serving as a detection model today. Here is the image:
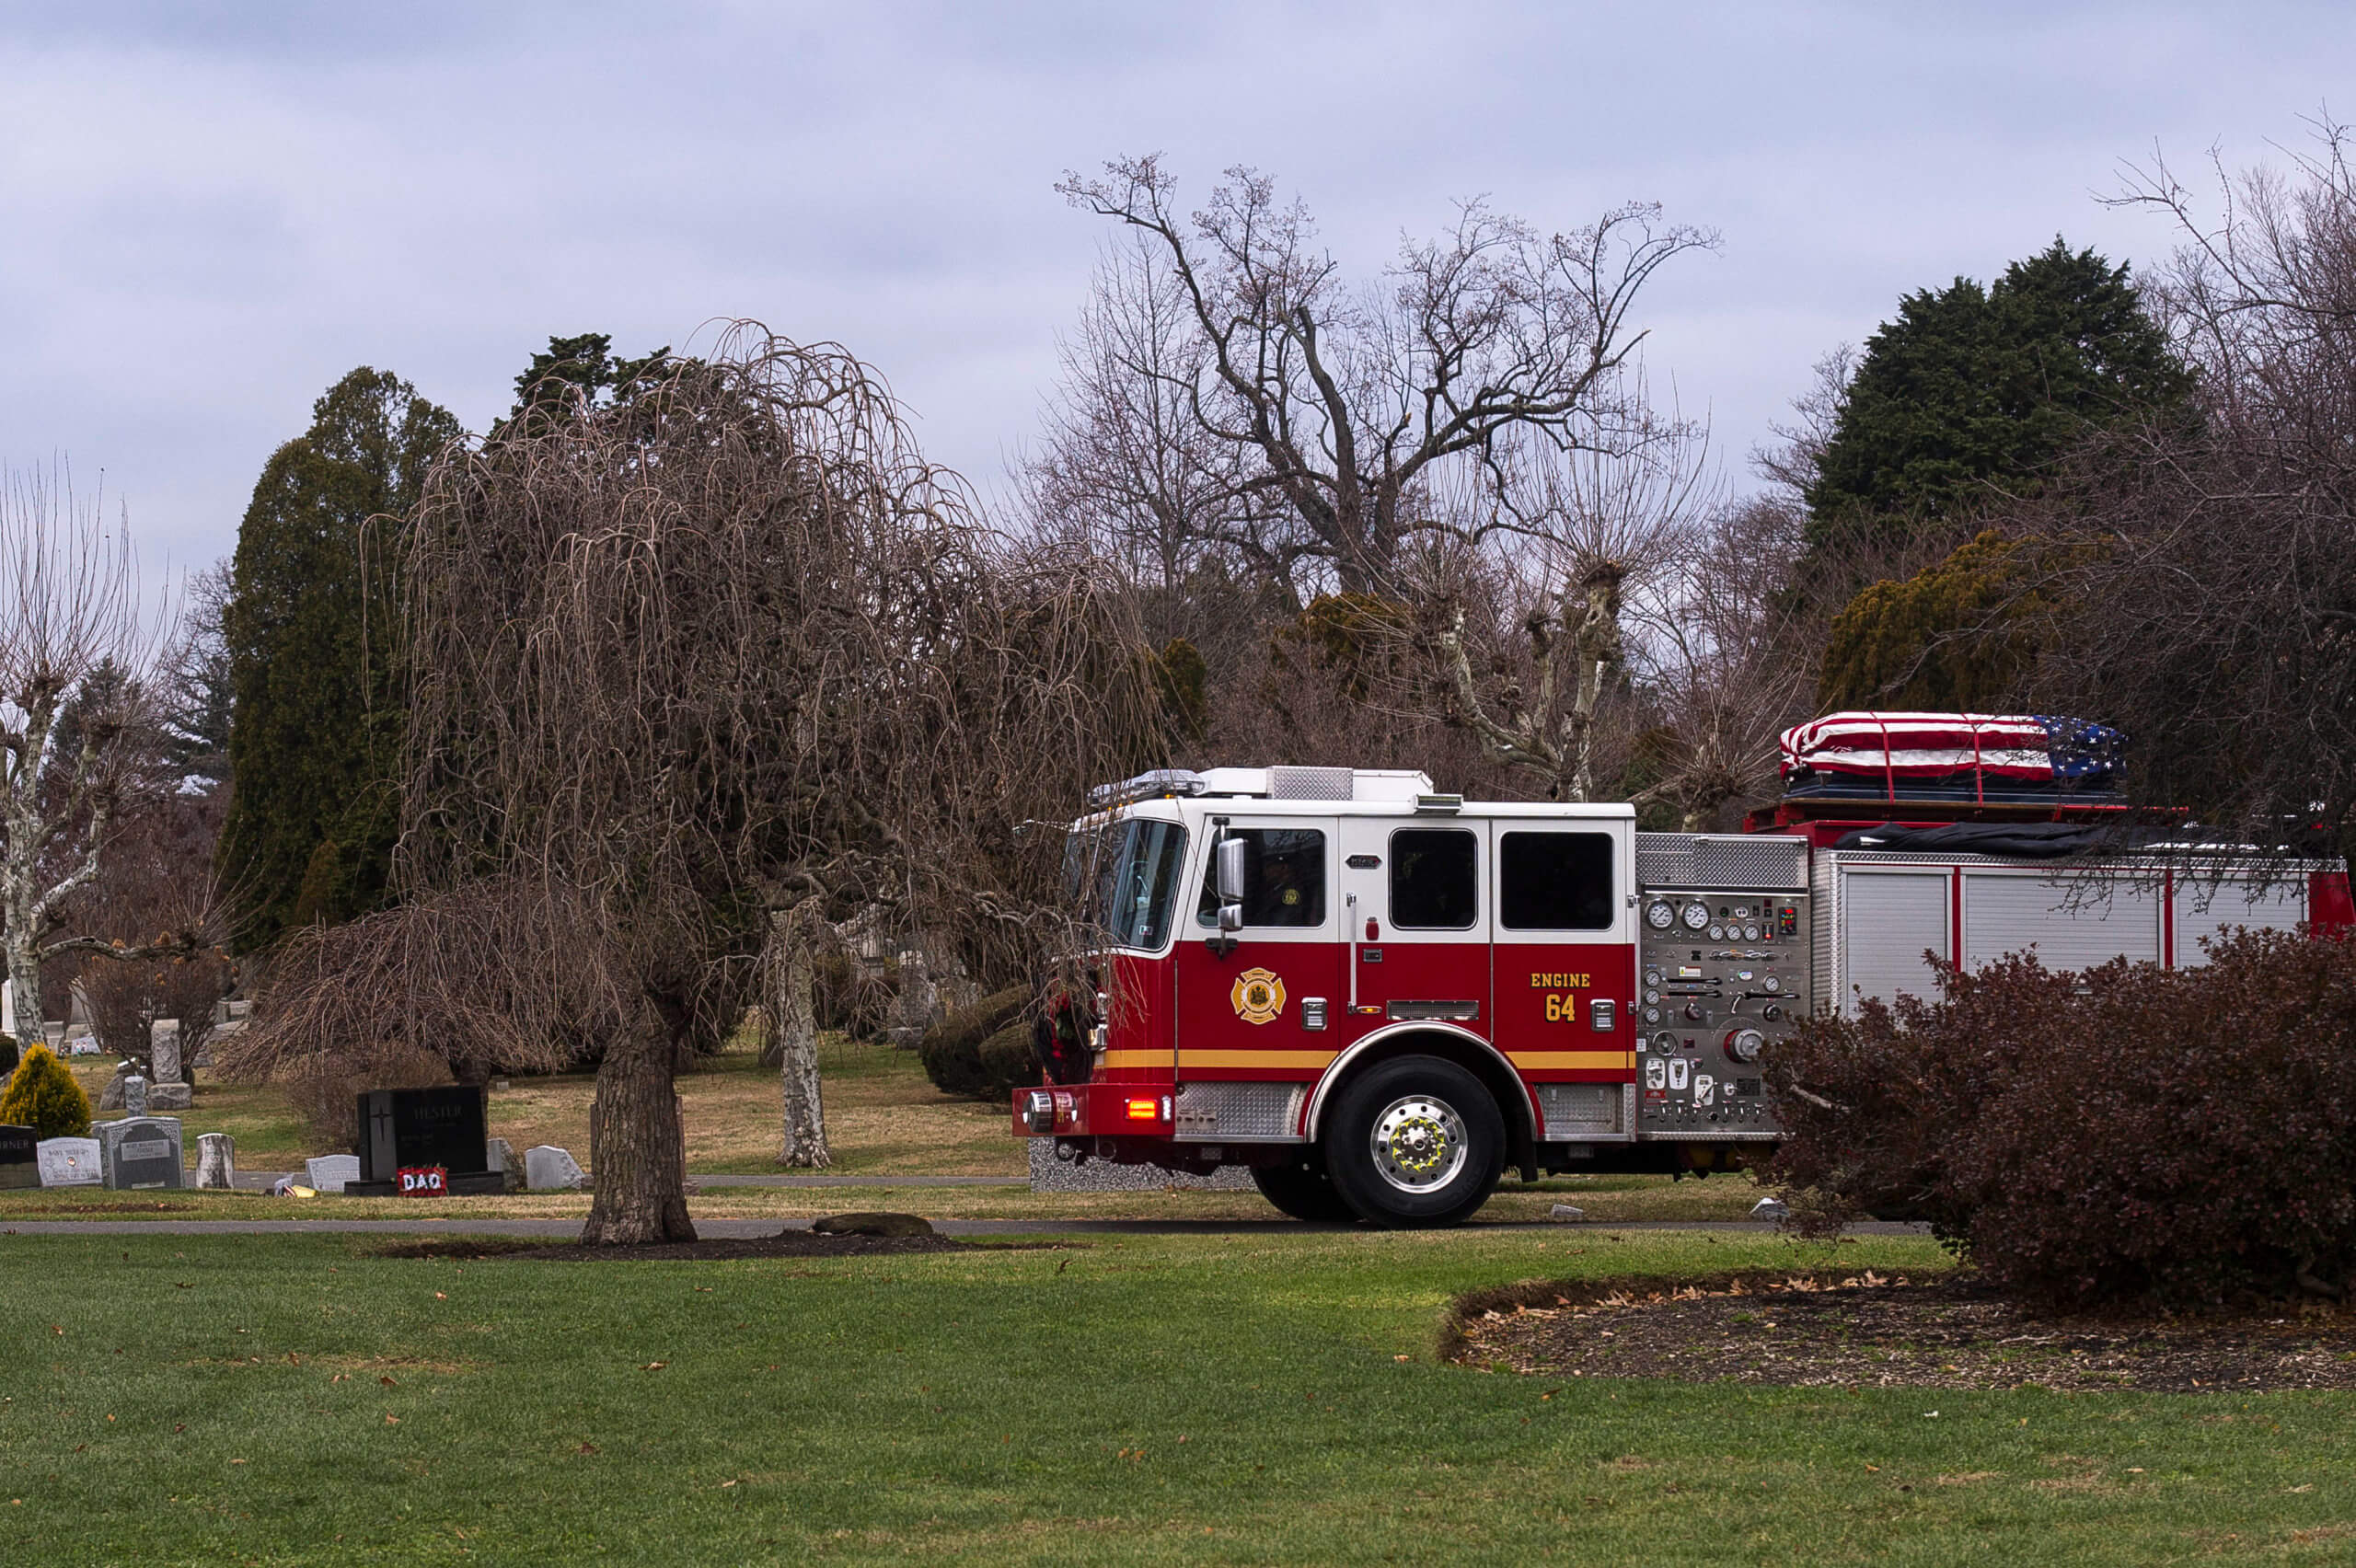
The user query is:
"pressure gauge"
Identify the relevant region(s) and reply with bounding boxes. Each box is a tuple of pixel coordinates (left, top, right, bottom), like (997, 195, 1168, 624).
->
(1646, 901, 1676, 931)
(1762, 975, 1781, 994)
(1727, 1028, 1767, 1063)
(1643, 967, 1661, 986)
(1680, 901, 1709, 931)
(1743, 923, 1761, 940)
(1644, 989, 1659, 1004)
(1643, 1007, 1660, 1023)
(1707, 924, 1725, 941)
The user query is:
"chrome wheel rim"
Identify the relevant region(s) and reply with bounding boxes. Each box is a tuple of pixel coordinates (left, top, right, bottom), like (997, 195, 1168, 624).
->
(1369, 1094, 1468, 1194)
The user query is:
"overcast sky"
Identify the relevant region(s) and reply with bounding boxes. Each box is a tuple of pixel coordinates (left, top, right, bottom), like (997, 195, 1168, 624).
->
(2, 1, 2348, 571)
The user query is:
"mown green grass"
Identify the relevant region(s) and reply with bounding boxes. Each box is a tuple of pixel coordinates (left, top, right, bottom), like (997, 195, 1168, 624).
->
(5, 1228, 2354, 1564)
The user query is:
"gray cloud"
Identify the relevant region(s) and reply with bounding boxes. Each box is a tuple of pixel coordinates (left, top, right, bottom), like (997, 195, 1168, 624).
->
(1, 0, 2348, 570)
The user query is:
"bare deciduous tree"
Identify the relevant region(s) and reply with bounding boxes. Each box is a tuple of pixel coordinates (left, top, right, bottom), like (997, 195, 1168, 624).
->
(1428, 408, 1716, 801)
(1050, 157, 1715, 598)
(235, 329, 1161, 1242)
(2030, 121, 2356, 856)
(0, 471, 208, 1070)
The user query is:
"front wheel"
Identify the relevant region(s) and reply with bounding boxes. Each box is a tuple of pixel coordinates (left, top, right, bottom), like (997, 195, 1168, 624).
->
(1321, 1055, 1504, 1228)
(1251, 1156, 1357, 1223)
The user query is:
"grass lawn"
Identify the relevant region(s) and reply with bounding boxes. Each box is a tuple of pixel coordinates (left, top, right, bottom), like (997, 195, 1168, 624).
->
(66, 1038, 1023, 1180)
(5, 1228, 2354, 1565)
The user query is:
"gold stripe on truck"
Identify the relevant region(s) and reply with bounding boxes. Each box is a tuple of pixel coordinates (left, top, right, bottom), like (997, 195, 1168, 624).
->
(1179, 1050, 1341, 1070)
(1506, 1051, 1637, 1071)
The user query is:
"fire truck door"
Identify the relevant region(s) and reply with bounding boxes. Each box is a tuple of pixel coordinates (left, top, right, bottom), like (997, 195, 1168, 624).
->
(1336, 818, 1493, 1040)
(1488, 823, 1635, 1084)
(1172, 819, 1344, 1081)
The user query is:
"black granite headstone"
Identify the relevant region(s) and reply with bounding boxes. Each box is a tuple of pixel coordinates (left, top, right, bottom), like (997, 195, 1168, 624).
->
(0, 1124, 36, 1190)
(352, 1087, 501, 1195)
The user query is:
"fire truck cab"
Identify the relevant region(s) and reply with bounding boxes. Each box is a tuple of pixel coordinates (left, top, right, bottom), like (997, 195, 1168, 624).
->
(1015, 765, 1814, 1227)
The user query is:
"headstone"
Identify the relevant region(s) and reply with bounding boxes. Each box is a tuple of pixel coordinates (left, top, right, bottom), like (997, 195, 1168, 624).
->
(196, 1132, 236, 1190)
(36, 1136, 102, 1186)
(122, 1075, 148, 1117)
(484, 1137, 526, 1193)
(524, 1145, 588, 1192)
(147, 1082, 191, 1113)
(150, 1020, 182, 1085)
(0, 1124, 38, 1190)
(352, 1087, 501, 1195)
(97, 1116, 184, 1190)
(304, 1154, 361, 1194)
(887, 949, 943, 1049)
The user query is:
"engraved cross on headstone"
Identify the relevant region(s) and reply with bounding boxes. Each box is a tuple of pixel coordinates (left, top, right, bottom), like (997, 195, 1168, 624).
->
(368, 1096, 398, 1170)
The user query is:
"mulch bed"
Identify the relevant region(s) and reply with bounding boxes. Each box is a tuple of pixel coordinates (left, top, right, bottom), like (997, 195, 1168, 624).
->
(371, 1229, 975, 1262)
(1448, 1270, 2356, 1393)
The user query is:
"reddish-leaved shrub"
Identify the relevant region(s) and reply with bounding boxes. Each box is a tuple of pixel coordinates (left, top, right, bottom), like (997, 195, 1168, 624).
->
(1767, 928, 2356, 1308)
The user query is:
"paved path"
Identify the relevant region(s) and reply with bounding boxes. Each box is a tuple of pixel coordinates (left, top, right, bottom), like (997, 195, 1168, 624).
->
(228, 1172, 1028, 1192)
(0, 1216, 1931, 1239)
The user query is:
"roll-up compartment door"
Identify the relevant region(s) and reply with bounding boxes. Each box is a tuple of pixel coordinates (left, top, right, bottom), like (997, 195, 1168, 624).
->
(1963, 872, 2158, 973)
(1839, 871, 1950, 1016)
(2174, 879, 2306, 965)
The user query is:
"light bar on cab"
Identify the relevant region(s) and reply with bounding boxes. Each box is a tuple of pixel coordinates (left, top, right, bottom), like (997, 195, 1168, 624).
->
(1087, 769, 1208, 809)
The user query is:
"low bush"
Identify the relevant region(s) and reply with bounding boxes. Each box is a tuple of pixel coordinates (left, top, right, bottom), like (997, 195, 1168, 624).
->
(1767, 929, 2356, 1308)
(0, 1043, 94, 1138)
(918, 986, 1031, 1101)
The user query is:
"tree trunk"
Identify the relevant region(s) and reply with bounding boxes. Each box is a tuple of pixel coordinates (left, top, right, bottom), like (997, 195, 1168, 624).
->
(770, 907, 832, 1169)
(579, 1020, 696, 1245)
(1, 910, 41, 1075)
(1566, 565, 1627, 804)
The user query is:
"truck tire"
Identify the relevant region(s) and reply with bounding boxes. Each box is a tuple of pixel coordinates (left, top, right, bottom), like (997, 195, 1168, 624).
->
(1321, 1055, 1504, 1228)
(1251, 1156, 1357, 1223)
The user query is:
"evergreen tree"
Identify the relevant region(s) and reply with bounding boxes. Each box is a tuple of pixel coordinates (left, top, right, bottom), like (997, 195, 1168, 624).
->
(494, 333, 671, 439)
(217, 369, 458, 950)
(158, 561, 235, 784)
(1806, 239, 2191, 550)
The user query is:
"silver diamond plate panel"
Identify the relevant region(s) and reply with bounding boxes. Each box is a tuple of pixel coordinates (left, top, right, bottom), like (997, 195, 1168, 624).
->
(1693, 836, 1807, 890)
(1536, 1082, 1625, 1137)
(1636, 834, 1806, 891)
(1269, 765, 1356, 801)
(1173, 1080, 1308, 1142)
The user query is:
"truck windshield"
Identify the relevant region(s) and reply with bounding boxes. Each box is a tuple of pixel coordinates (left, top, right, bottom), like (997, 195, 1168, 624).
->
(1067, 818, 1189, 950)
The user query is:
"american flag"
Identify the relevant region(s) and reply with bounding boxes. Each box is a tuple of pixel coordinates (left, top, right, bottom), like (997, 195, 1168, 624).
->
(1780, 711, 2125, 782)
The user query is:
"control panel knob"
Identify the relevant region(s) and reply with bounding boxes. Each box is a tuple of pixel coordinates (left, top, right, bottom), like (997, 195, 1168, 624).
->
(1726, 1028, 1766, 1064)
(1761, 1003, 1784, 1022)
(1683, 1000, 1705, 1022)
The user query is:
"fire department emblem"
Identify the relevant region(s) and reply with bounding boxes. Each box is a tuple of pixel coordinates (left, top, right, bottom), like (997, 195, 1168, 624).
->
(1230, 967, 1286, 1025)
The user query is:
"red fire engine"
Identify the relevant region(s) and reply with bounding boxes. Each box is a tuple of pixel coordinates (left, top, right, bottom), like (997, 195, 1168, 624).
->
(1014, 721, 2353, 1228)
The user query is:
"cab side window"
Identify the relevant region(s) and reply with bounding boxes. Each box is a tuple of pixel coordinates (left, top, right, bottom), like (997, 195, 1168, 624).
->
(1195, 828, 1328, 928)
(1498, 831, 1614, 930)
(1391, 828, 1478, 929)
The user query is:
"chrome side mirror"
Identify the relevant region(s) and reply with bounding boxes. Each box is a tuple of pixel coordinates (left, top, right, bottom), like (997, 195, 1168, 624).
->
(1209, 834, 1246, 956)
(1215, 836, 1247, 905)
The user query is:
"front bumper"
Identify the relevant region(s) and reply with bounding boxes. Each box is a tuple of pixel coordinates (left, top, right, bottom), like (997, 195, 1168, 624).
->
(1011, 1082, 1173, 1138)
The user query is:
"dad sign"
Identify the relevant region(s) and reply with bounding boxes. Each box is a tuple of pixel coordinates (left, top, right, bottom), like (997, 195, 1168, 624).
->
(397, 1165, 448, 1197)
